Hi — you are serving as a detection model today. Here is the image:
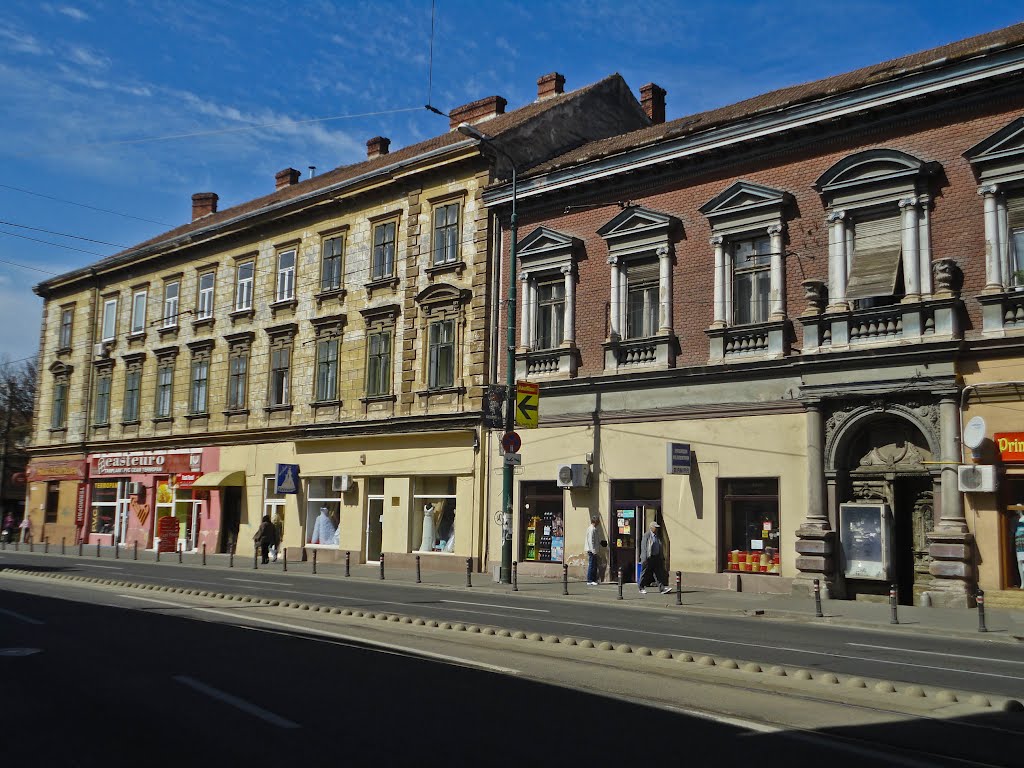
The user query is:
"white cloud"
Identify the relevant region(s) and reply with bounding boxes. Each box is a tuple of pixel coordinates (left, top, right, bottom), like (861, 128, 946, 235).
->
(59, 6, 90, 21)
(0, 26, 49, 56)
(67, 45, 110, 70)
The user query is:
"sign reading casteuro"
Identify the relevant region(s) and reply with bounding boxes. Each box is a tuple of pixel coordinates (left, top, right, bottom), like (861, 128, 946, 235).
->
(666, 442, 692, 475)
(90, 450, 201, 476)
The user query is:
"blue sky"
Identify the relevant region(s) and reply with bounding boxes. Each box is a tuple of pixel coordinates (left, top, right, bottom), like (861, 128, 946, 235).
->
(1, 1, 1021, 362)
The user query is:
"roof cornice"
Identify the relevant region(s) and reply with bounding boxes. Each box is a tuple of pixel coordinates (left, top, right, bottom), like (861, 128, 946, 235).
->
(482, 45, 1024, 207)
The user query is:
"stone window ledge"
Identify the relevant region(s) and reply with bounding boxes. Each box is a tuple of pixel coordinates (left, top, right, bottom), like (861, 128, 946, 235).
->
(264, 404, 294, 414)
(426, 261, 465, 279)
(315, 288, 347, 306)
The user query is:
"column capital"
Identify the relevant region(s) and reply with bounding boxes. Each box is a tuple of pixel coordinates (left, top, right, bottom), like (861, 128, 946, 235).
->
(656, 244, 671, 259)
(518, 271, 530, 282)
(560, 264, 573, 276)
(766, 223, 783, 236)
(709, 235, 724, 247)
(606, 255, 619, 266)
(898, 196, 919, 209)
(977, 183, 999, 197)
(826, 209, 846, 224)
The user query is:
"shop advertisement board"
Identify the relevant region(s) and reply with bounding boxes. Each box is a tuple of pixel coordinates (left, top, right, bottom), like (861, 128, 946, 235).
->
(28, 459, 88, 482)
(75, 483, 86, 526)
(90, 451, 201, 476)
(157, 516, 180, 553)
(665, 442, 691, 475)
(838, 503, 892, 580)
(995, 432, 1024, 462)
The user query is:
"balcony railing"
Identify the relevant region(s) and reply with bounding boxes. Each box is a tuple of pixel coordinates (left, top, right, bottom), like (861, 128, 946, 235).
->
(800, 297, 959, 353)
(515, 346, 577, 379)
(978, 289, 1024, 334)
(706, 319, 790, 362)
(602, 333, 675, 373)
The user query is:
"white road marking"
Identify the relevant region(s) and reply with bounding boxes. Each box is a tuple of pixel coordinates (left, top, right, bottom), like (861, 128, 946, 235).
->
(174, 675, 300, 729)
(80, 565, 123, 570)
(663, 705, 780, 733)
(848, 642, 1024, 665)
(225, 578, 293, 586)
(0, 608, 44, 625)
(441, 600, 548, 613)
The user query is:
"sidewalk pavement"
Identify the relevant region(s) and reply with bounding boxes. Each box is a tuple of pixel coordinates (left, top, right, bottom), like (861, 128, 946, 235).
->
(4, 542, 1023, 643)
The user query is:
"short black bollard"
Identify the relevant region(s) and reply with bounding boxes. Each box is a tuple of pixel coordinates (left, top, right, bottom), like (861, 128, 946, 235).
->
(284, 548, 289, 573)
(114, 540, 118, 559)
(977, 588, 988, 633)
(676, 571, 682, 606)
(813, 578, 824, 618)
(253, 549, 258, 570)
(29, 538, 34, 553)
(379, 553, 385, 580)
(201, 543, 206, 566)
(562, 563, 569, 595)
(44, 538, 49, 554)
(156, 546, 161, 563)
(617, 567, 624, 600)
(345, 550, 351, 577)
(61, 537, 66, 555)
(96, 540, 101, 558)
(310, 550, 314, 576)
(78, 541, 83, 557)
(178, 544, 183, 564)
(889, 583, 899, 625)
(512, 560, 518, 591)
(134, 541, 138, 561)
(415, 554, 421, 584)
(467, 557, 473, 588)
(229, 543, 234, 568)
(13, 539, 18, 551)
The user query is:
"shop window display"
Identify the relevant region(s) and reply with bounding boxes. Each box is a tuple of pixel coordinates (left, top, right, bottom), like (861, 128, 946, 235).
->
(519, 483, 564, 563)
(304, 477, 341, 546)
(91, 481, 118, 535)
(722, 478, 780, 574)
(412, 476, 457, 553)
(263, 476, 286, 546)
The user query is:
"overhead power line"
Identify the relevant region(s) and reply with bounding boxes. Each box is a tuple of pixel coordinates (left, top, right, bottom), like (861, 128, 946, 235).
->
(0, 220, 128, 248)
(0, 183, 174, 227)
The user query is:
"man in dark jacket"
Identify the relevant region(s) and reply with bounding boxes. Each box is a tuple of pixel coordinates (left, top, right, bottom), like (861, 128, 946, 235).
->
(254, 515, 279, 564)
(638, 521, 670, 595)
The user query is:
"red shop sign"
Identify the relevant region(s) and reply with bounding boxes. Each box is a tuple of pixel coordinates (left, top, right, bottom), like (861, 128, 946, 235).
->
(90, 451, 200, 476)
(995, 432, 1024, 462)
(175, 473, 202, 489)
(75, 483, 86, 526)
(28, 459, 87, 482)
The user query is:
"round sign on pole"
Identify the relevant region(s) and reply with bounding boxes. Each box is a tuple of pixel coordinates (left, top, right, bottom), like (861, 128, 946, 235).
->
(963, 415, 987, 450)
(501, 431, 522, 454)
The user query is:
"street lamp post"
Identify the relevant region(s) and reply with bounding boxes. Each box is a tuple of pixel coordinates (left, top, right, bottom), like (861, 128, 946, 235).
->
(457, 122, 517, 584)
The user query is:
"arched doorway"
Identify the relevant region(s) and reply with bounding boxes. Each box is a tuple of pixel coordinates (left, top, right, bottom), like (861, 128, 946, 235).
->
(827, 407, 939, 604)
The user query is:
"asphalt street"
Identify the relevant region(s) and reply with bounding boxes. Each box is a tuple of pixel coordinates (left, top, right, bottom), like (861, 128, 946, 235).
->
(2, 550, 1022, 698)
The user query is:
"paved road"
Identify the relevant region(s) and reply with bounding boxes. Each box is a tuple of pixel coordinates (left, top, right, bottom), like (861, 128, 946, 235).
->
(2, 584, 1023, 767)
(2, 551, 1023, 698)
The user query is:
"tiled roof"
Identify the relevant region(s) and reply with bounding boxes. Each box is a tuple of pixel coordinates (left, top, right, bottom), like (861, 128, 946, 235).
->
(39, 74, 625, 290)
(528, 22, 1024, 176)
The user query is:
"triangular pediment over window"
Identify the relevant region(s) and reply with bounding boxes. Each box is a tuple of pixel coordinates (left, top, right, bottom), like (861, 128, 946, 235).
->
(699, 181, 790, 217)
(597, 206, 675, 241)
(964, 116, 1024, 184)
(517, 227, 580, 273)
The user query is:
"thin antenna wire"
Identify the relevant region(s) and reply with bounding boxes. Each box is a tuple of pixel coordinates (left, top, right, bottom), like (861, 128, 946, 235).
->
(427, 0, 437, 106)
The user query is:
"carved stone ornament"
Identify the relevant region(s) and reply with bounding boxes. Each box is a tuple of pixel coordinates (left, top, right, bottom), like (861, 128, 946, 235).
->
(931, 258, 959, 296)
(802, 280, 827, 314)
(824, 399, 941, 472)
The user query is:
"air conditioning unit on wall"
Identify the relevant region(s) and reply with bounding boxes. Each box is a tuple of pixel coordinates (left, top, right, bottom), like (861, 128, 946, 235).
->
(332, 475, 352, 492)
(958, 464, 997, 493)
(556, 464, 591, 489)
(94, 342, 111, 359)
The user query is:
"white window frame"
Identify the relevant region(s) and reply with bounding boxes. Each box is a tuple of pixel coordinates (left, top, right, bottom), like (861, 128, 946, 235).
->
(101, 298, 117, 342)
(162, 281, 180, 329)
(412, 477, 458, 554)
(263, 476, 286, 548)
(235, 261, 254, 311)
(197, 272, 215, 320)
(276, 249, 296, 302)
(131, 290, 147, 335)
(304, 477, 343, 548)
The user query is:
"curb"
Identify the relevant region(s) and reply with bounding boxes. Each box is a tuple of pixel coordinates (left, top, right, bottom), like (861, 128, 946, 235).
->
(5, 567, 1022, 715)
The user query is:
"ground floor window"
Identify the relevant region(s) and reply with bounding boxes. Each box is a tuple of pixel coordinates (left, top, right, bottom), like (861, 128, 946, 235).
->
(721, 478, 779, 574)
(519, 482, 564, 563)
(264, 476, 286, 545)
(1003, 476, 1024, 590)
(412, 476, 457, 553)
(611, 480, 661, 583)
(90, 481, 119, 534)
(45, 481, 59, 524)
(305, 477, 342, 546)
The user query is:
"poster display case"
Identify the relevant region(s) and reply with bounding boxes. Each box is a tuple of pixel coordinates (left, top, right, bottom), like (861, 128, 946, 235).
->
(839, 502, 893, 580)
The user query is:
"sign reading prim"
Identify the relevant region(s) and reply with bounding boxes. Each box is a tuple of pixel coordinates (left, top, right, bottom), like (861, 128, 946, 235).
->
(90, 450, 201, 476)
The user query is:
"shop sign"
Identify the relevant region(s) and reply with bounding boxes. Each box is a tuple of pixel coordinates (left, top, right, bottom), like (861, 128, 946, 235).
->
(27, 459, 87, 482)
(175, 473, 202, 489)
(665, 442, 691, 475)
(995, 432, 1024, 462)
(90, 451, 200, 476)
(157, 516, 180, 553)
(75, 483, 86, 526)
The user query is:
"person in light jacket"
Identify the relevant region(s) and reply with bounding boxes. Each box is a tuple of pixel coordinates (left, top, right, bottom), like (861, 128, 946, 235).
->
(254, 515, 279, 564)
(638, 521, 670, 595)
(585, 516, 601, 585)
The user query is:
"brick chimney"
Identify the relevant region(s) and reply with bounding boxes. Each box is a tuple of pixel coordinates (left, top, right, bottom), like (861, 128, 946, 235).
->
(640, 83, 667, 125)
(366, 136, 391, 159)
(449, 95, 507, 130)
(191, 192, 218, 221)
(275, 167, 301, 190)
(537, 72, 565, 101)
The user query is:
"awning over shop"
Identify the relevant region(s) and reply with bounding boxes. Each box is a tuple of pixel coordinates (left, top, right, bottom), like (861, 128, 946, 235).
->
(189, 470, 246, 488)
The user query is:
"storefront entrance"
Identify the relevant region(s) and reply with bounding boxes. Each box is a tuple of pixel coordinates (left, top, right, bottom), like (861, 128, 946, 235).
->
(519, 482, 564, 564)
(365, 478, 385, 562)
(1002, 477, 1024, 590)
(610, 480, 661, 584)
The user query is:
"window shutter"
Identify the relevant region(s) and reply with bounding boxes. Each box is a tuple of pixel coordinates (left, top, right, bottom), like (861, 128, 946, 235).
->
(1008, 195, 1024, 231)
(626, 259, 660, 284)
(846, 215, 902, 300)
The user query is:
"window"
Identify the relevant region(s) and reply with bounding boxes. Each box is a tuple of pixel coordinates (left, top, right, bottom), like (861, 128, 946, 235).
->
(269, 346, 290, 406)
(626, 260, 659, 339)
(321, 236, 344, 292)
(1009, 196, 1024, 282)
(197, 272, 215, 320)
(163, 281, 180, 328)
(90, 481, 118, 535)
(59, 307, 73, 350)
(721, 478, 780, 574)
(304, 477, 342, 547)
(131, 290, 147, 335)
(412, 476, 457, 553)
(519, 482, 564, 564)
(51, 377, 68, 429)
(155, 359, 174, 419)
(371, 221, 396, 280)
(189, 355, 209, 414)
(101, 298, 117, 342)
(427, 319, 455, 389)
(276, 249, 296, 302)
(263, 476, 286, 547)
(315, 338, 339, 402)
(366, 330, 391, 397)
(123, 363, 141, 422)
(732, 236, 771, 325)
(227, 349, 248, 411)
(93, 368, 111, 425)
(235, 261, 254, 311)
(45, 482, 59, 524)
(432, 203, 460, 265)
(846, 214, 904, 307)
(536, 280, 565, 350)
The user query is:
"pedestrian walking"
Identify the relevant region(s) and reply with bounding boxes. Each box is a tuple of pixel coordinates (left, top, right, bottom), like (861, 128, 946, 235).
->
(1, 512, 14, 543)
(253, 515, 278, 565)
(638, 521, 671, 595)
(19, 514, 33, 545)
(585, 515, 602, 585)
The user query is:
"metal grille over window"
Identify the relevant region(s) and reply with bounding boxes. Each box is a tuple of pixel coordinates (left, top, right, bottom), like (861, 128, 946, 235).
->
(846, 215, 903, 301)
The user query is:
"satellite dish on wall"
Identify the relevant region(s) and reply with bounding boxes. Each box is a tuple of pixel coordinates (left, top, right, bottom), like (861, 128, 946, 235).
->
(963, 416, 986, 450)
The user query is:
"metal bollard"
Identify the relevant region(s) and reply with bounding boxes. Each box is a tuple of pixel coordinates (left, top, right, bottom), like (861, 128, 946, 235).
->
(30, 538, 34, 553)
(156, 547, 160, 563)
(253, 549, 258, 569)
(562, 563, 569, 596)
(78, 541, 83, 557)
(62, 537, 66, 555)
(310, 550, 314, 576)
(617, 567, 624, 600)
(889, 584, 899, 625)
(44, 538, 49, 554)
(977, 589, 988, 633)
(676, 571, 682, 606)
(178, 544, 183, 564)
(201, 543, 206, 566)
(229, 544, 234, 568)
(114, 540, 118, 559)
(813, 578, 824, 618)
(512, 560, 518, 591)
(467, 557, 473, 588)
(415, 554, 421, 584)
(345, 550, 351, 577)
(96, 540, 101, 558)
(379, 553, 385, 580)
(134, 541, 138, 561)
(284, 548, 289, 573)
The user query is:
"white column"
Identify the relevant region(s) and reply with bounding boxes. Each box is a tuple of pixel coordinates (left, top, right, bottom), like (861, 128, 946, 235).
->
(608, 255, 621, 341)
(561, 264, 575, 345)
(826, 210, 848, 311)
(518, 272, 531, 350)
(899, 197, 921, 301)
(918, 196, 932, 297)
(767, 223, 785, 320)
(997, 196, 1011, 287)
(657, 245, 672, 334)
(979, 184, 1003, 291)
(711, 236, 726, 327)
(527, 281, 539, 350)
